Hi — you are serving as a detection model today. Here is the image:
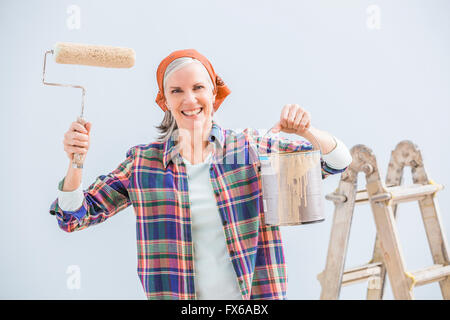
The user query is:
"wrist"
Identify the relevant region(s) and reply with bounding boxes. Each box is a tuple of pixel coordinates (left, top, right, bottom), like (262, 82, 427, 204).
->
(298, 127, 336, 154)
(298, 127, 320, 150)
(64, 164, 83, 192)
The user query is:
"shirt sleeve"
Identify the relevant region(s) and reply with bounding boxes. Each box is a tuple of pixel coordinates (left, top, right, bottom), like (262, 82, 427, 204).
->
(57, 182, 84, 212)
(49, 146, 137, 232)
(243, 128, 351, 180)
(321, 136, 353, 170)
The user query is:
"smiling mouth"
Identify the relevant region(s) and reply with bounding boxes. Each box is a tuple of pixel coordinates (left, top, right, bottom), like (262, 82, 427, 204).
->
(181, 108, 203, 117)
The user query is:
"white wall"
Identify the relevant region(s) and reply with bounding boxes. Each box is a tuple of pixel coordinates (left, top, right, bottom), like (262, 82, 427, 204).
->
(1, 0, 449, 299)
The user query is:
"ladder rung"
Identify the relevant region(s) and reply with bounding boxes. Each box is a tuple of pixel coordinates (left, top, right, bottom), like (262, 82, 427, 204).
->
(326, 183, 444, 205)
(325, 193, 347, 202)
(410, 264, 450, 287)
(341, 262, 383, 287)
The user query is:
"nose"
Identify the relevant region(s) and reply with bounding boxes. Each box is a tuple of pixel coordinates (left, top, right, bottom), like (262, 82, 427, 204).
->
(183, 90, 198, 106)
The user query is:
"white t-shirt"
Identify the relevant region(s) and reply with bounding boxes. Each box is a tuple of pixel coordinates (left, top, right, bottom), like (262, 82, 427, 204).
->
(182, 152, 243, 300)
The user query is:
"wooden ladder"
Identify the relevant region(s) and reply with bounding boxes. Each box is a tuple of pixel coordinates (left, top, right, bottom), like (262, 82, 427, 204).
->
(317, 140, 450, 299)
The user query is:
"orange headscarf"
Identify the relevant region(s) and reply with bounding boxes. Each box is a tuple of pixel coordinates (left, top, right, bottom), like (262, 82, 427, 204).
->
(155, 49, 231, 112)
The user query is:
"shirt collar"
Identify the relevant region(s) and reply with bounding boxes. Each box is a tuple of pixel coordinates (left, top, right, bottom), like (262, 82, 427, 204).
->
(163, 119, 225, 168)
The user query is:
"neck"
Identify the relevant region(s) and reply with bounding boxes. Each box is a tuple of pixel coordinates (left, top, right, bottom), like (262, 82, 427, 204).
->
(178, 119, 213, 164)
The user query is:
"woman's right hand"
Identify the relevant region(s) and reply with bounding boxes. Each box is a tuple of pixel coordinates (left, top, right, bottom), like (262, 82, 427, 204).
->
(63, 121, 92, 162)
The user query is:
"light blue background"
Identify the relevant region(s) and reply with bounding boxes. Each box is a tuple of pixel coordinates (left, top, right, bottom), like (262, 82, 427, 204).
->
(1, 0, 449, 299)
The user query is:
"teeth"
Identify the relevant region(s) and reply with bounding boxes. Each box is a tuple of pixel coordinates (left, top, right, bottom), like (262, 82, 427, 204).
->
(183, 108, 202, 116)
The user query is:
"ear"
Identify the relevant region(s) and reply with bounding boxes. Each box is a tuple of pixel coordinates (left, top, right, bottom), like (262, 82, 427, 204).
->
(163, 98, 170, 111)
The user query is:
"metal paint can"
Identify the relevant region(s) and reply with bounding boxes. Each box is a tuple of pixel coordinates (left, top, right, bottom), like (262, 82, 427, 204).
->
(252, 130, 325, 226)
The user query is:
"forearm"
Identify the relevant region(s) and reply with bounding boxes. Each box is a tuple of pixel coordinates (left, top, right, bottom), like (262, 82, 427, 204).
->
(300, 126, 337, 155)
(62, 160, 83, 191)
(300, 127, 352, 170)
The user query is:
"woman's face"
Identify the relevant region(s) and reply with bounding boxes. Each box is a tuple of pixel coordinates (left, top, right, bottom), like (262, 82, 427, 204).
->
(163, 62, 216, 133)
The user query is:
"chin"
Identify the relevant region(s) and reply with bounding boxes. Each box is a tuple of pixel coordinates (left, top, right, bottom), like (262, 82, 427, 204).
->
(179, 116, 212, 132)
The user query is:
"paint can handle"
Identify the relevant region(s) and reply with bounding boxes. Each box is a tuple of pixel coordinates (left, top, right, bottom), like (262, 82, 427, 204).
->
(258, 125, 323, 155)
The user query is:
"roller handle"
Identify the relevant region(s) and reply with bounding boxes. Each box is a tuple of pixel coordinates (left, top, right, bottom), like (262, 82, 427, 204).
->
(72, 116, 87, 169)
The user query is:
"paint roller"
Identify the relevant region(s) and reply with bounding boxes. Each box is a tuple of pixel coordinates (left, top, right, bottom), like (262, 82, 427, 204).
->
(42, 42, 136, 168)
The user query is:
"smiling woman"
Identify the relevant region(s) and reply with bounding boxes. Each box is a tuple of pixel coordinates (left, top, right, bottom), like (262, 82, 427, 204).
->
(155, 57, 217, 158)
(154, 51, 233, 165)
(156, 57, 217, 164)
(50, 48, 352, 300)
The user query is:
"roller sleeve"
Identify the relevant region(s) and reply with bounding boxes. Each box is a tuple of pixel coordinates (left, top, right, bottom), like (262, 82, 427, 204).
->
(53, 42, 135, 68)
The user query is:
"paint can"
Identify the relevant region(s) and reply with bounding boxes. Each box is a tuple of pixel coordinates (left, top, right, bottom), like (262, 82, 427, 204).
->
(253, 130, 325, 226)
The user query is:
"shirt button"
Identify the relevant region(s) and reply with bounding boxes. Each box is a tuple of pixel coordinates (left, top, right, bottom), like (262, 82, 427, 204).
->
(230, 250, 235, 256)
(222, 219, 228, 226)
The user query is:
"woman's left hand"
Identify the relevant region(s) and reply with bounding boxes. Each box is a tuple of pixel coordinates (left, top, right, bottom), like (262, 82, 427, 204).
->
(271, 104, 311, 136)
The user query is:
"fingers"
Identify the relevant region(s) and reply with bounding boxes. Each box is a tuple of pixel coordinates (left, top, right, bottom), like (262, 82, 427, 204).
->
(85, 122, 92, 134)
(64, 144, 88, 154)
(299, 112, 311, 131)
(292, 107, 303, 129)
(64, 131, 89, 144)
(271, 121, 281, 133)
(63, 138, 89, 155)
(280, 104, 291, 129)
(64, 121, 91, 159)
(286, 105, 298, 129)
(281, 104, 304, 129)
(278, 104, 312, 133)
(71, 121, 89, 134)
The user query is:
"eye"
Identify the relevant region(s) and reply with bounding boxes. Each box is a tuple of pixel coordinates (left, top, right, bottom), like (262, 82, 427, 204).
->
(171, 89, 180, 94)
(195, 85, 204, 90)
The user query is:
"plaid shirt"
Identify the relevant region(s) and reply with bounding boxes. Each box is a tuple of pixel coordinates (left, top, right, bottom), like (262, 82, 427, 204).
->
(49, 120, 347, 300)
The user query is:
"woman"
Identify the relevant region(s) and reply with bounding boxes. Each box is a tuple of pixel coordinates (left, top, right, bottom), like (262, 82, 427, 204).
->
(50, 49, 353, 300)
